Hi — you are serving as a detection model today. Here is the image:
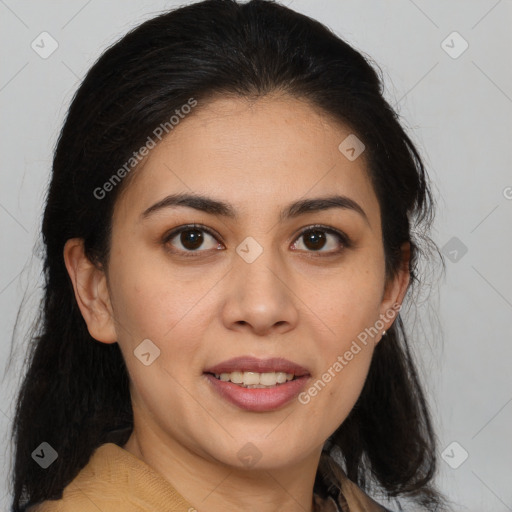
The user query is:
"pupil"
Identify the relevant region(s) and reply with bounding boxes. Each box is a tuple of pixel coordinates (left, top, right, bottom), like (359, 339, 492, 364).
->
(181, 229, 203, 250)
(304, 230, 326, 250)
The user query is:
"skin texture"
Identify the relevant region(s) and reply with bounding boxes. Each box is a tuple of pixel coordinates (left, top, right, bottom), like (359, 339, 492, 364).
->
(64, 93, 410, 512)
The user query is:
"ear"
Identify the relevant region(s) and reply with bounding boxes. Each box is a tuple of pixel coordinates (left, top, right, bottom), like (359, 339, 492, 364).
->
(376, 242, 411, 343)
(63, 238, 117, 344)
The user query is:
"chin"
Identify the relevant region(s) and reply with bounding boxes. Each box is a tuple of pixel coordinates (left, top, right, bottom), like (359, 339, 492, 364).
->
(206, 435, 316, 472)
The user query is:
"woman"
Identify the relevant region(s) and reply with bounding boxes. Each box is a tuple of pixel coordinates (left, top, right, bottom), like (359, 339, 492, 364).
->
(9, 0, 448, 510)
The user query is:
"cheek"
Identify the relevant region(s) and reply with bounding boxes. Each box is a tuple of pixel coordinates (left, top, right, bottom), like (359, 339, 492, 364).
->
(294, 261, 383, 424)
(297, 258, 384, 340)
(106, 252, 222, 402)
(107, 248, 214, 343)
(296, 339, 374, 446)
(107, 258, 212, 419)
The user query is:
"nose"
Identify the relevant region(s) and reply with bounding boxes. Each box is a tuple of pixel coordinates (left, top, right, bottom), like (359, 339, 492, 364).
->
(221, 246, 299, 336)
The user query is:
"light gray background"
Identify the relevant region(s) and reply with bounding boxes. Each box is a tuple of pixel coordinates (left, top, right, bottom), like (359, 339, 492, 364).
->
(1, 1, 511, 511)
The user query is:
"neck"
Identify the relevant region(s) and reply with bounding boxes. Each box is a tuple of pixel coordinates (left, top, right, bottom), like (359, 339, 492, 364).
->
(123, 423, 322, 512)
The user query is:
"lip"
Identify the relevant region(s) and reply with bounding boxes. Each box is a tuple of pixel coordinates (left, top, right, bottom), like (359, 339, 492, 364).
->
(203, 356, 311, 412)
(204, 374, 310, 412)
(203, 356, 310, 377)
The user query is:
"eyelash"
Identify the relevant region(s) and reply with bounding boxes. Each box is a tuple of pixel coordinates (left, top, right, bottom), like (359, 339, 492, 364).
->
(162, 223, 352, 258)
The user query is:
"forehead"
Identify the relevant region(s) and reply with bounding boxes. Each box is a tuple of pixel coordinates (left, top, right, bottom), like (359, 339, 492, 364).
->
(114, 94, 380, 228)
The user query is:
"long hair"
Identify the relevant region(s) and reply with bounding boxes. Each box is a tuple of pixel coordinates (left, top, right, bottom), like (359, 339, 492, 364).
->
(8, 1, 448, 510)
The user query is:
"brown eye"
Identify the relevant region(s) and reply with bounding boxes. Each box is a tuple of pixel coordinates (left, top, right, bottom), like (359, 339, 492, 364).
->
(302, 230, 327, 251)
(164, 225, 222, 254)
(180, 229, 204, 250)
(291, 226, 350, 254)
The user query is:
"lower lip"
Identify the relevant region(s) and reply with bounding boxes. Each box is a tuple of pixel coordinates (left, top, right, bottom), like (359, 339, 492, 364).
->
(204, 374, 309, 412)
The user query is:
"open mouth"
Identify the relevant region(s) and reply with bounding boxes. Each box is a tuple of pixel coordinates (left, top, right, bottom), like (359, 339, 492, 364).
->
(203, 367, 310, 412)
(205, 371, 299, 389)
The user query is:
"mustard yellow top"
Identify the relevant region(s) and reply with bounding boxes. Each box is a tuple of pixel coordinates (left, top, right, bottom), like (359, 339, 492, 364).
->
(28, 442, 391, 512)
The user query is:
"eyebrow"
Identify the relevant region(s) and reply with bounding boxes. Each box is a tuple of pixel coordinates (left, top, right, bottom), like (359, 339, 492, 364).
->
(141, 193, 369, 225)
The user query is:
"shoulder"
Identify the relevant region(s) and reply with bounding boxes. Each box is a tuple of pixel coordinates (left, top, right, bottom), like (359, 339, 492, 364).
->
(26, 443, 137, 511)
(26, 443, 193, 512)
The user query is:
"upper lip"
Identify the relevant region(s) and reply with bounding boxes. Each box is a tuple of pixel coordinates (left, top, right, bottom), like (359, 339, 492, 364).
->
(204, 356, 310, 377)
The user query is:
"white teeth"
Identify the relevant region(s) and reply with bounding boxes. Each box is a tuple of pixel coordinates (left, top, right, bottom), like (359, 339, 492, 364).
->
(276, 372, 287, 384)
(229, 371, 243, 384)
(259, 372, 277, 386)
(213, 371, 296, 387)
(243, 371, 260, 386)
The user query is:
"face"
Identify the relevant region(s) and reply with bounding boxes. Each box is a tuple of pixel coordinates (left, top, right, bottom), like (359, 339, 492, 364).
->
(75, 94, 408, 471)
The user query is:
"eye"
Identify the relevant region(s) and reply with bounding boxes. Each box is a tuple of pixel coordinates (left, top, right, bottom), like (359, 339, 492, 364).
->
(163, 224, 224, 254)
(162, 223, 351, 257)
(290, 225, 351, 254)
